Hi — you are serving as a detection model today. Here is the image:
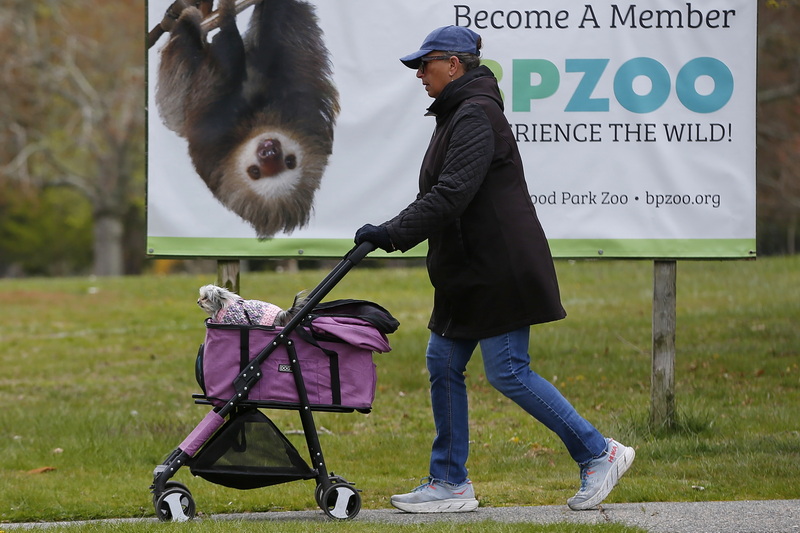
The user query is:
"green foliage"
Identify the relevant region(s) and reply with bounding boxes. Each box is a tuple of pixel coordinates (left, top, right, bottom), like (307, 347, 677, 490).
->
(0, 183, 93, 275)
(0, 257, 797, 526)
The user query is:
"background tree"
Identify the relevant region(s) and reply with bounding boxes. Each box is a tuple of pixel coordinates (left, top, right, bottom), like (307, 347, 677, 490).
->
(0, 0, 145, 276)
(757, 0, 800, 254)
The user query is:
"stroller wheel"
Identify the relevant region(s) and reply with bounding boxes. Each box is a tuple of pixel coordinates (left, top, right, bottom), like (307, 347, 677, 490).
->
(152, 481, 191, 507)
(314, 475, 348, 508)
(155, 486, 196, 522)
(320, 483, 361, 520)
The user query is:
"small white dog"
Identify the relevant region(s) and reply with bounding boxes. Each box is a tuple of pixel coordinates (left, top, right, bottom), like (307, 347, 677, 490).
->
(197, 285, 306, 326)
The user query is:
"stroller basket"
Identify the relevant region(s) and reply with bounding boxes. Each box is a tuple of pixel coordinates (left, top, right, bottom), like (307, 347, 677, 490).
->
(196, 299, 396, 411)
(189, 408, 314, 489)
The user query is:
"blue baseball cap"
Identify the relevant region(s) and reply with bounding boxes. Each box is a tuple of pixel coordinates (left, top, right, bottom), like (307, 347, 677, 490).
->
(399, 25, 481, 69)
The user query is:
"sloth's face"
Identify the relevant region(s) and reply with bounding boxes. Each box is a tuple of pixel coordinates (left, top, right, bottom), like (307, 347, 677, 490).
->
(233, 131, 305, 198)
(247, 138, 298, 180)
(214, 126, 327, 239)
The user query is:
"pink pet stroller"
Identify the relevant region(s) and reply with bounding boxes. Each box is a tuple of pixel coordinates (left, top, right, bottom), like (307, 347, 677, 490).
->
(150, 243, 398, 521)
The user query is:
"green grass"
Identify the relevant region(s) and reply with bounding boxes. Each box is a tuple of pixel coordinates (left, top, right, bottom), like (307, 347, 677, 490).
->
(0, 256, 798, 529)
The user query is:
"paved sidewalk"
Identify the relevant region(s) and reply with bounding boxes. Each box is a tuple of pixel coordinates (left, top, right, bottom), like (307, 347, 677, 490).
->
(4, 500, 799, 532)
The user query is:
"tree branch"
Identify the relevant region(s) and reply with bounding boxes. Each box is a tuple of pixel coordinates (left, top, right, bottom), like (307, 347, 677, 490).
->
(757, 82, 800, 103)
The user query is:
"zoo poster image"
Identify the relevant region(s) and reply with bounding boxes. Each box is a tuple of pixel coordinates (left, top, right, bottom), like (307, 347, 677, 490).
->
(146, 0, 756, 259)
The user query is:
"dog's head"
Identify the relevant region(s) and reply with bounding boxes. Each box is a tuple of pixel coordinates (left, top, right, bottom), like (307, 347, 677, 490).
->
(197, 285, 239, 318)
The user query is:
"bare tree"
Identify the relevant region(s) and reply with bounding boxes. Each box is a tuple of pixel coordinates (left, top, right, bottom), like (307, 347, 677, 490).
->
(1, 0, 145, 275)
(757, 0, 800, 254)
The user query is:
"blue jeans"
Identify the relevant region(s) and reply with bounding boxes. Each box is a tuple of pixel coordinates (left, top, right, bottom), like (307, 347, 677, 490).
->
(426, 327, 607, 485)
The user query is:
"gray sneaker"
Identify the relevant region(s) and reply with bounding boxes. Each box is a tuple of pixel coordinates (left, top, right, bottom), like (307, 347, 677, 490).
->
(390, 477, 479, 513)
(568, 438, 635, 511)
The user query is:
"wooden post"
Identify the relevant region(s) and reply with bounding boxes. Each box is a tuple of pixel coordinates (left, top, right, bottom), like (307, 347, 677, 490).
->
(651, 260, 677, 429)
(217, 260, 240, 294)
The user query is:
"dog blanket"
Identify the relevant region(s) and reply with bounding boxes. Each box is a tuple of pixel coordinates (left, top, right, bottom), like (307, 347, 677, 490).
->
(214, 299, 282, 326)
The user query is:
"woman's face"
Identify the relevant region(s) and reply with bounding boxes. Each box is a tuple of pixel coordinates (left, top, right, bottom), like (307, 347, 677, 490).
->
(416, 52, 460, 98)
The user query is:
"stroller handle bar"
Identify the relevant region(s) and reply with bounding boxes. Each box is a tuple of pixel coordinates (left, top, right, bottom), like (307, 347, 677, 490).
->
(300, 241, 375, 306)
(346, 240, 376, 265)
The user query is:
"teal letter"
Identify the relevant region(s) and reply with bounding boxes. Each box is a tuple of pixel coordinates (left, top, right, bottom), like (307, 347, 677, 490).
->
(512, 59, 559, 112)
(565, 59, 610, 112)
(676, 57, 733, 113)
(614, 57, 671, 113)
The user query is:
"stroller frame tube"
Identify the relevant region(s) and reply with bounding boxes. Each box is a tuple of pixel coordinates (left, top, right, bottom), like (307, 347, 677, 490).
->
(151, 242, 375, 516)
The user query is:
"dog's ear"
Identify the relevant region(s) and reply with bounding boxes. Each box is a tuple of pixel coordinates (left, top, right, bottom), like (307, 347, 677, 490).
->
(198, 284, 215, 299)
(291, 290, 309, 310)
(209, 286, 227, 305)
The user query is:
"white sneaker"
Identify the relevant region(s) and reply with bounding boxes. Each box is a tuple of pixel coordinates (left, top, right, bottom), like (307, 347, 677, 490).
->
(390, 477, 479, 513)
(567, 438, 635, 511)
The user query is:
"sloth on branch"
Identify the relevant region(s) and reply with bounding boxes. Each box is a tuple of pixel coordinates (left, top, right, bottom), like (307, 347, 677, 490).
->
(155, 0, 339, 238)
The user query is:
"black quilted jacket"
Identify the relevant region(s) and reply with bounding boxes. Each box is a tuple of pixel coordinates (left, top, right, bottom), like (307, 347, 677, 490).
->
(384, 66, 566, 338)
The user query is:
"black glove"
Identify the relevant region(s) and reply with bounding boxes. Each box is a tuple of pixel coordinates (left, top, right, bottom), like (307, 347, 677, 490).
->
(355, 224, 394, 252)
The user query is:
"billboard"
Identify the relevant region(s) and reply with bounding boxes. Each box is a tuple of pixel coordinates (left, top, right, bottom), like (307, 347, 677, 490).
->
(147, 1, 756, 258)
